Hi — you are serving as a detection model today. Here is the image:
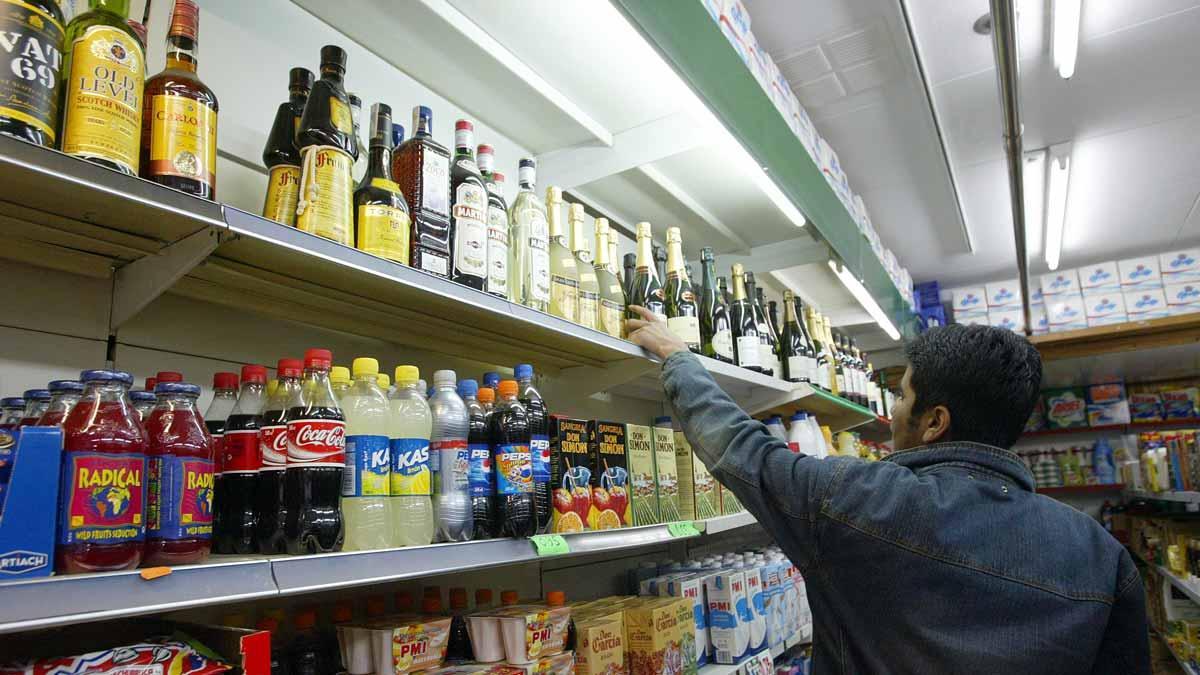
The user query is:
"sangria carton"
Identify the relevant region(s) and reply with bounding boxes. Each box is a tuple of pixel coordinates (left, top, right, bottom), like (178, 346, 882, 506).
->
(703, 570, 752, 664)
(588, 421, 630, 529)
(676, 432, 718, 520)
(672, 431, 696, 521)
(550, 416, 591, 534)
(652, 420, 681, 522)
(625, 423, 659, 527)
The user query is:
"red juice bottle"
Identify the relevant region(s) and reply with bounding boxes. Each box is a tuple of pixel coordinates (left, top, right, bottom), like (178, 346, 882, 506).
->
(35, 380, 83, 427)
(57, 370, 148, 574)
(144, 381, 215, 565)
(19, 389, 51, 427)
(156, 371, 184, 384)
(0, 397, 24, 430)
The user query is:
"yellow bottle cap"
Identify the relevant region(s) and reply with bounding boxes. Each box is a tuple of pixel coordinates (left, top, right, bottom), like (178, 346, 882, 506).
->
(330, 366, 351, 384)
(266, 379, 279, 398)
(352, 357, 379, 377)
(376, 373, 391, 389)
(395, 365, 420, 384)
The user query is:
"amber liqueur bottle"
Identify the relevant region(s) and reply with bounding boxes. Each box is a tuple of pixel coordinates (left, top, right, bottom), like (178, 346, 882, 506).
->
(295, 45, 356, 247)
(140, 0, 218, 199)
(0, 0, 65, 147)
(261, 67, 312, 227)
(353, 103, 410, 265)
(393, 105, 452, 277)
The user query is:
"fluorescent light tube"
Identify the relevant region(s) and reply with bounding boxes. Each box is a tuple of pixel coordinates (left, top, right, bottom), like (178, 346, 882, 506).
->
(827, 260, 901, 341)
(1022, 149, 1046, 260)
(1044, 148, 1071, 271)
(1052, 0, 1081, 79)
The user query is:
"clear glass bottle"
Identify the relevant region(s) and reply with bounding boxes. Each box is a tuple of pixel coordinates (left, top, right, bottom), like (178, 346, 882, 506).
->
(593, 218, 626, 339)
(571, 203, 600, 331)
(508, 158, 550, 311)
(546, 186, 579, 322)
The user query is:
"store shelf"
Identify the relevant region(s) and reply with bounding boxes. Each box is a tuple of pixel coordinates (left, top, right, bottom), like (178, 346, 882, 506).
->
(1036, 484, 1125, 495)
(698, 648, 773, 675)
(701, 511, 757, 535)
(1125, 489, 1200, 504)
(1167, 640, 1200, 675)
(1022, 418, 1200, 439)
(855, 416, 893, 442)
(754, 383, 878, 433)
(1030, 314, 1200, 362)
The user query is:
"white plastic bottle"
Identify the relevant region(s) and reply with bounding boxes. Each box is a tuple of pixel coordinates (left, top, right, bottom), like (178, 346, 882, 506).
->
(430, 369, 473, 542)
(389, 366, 435, 546)
(787, 413, 805, 453)
(765, 415, 787, 442)
(341, 358, 396, 551)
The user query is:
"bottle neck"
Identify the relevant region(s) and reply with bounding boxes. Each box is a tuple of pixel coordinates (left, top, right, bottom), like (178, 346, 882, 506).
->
(289, 89, 309, 106)
(415, 116, 432, 138)
(702, 258, 718, 291)
(666, 240, 686, 281)
(732, 273, 748, 301)
(367, 145, 393, 180)
(165, 34, 197, 72)
(636, 234, 654, 273)
(595, 230, 609, 266)
(320, 66, 345, 85)
(784, 298, 797, 324)
(572, 219, 587, 256)
(548, 201, 564, 238)
(93, 0, 130, 18)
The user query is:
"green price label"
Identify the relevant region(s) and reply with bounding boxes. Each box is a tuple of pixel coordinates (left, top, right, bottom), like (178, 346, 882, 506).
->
(667, 521, 701, 538)
(530, 534, 570, 556)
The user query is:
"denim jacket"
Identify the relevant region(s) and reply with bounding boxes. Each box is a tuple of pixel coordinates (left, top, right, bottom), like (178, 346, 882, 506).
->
(662, 352, 1149, 674)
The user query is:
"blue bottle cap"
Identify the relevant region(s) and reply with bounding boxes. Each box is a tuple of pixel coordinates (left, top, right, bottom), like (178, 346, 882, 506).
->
(458, 379, 479, 397)
(514, 364, 533, 380)
(654, 416, 672, 426)
(0, 397, 25, 408)
(482, 372, 500, 387)
(790, 413, 804, 422)
(48, 380, 84, 393)
(80, 369, 129, 384)
(155, 382, 201, 397)
(392, 123, 405, 147)
(23, 389, 50, 401)
(130, 390, 157, 403)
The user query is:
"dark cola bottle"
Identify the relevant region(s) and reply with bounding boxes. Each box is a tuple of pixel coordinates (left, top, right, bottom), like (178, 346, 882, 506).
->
(284, 348, 346, 553)
(216, 364, 267, 554)
(257, 358, 302, 553)
(490, 379, 534, 538)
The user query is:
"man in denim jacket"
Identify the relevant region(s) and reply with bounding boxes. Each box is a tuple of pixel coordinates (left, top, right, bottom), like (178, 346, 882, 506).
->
(627, 307, 1149, 674)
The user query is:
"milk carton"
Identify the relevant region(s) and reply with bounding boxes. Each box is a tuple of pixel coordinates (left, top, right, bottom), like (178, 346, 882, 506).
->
(1118, 256, 1163, 290)
(1046, 296, 1088, 332)
(1161, 249, 1200, 284)
(984, 279, 1023, 308)
(739, 563, 767, 652)
(988, 308, 1025, 333)
(1083, 293, 1127, 327)
(1165, 282, 1200, 316)
(666, 574, 709, 666)
(1124, 289, 1169, 321)
(759, 562, 785, 650)
(1040, 270, 1081, 299)
(1078, 262, 1121, 297)
(703, 570, 751, 664)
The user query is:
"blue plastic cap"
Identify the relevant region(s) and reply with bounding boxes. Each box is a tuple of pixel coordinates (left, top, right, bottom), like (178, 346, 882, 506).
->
(458, 379, 479, 397)
(392, 124, 405, 146)
(483, 372, 500, 386)
(130, 390, 157, 402)
(48, 380, 84, 393)
(654, 416, 672, 426)
(81, 369, 124, 383)
(790, 413, 804, 421)
(514, 364, 533, 379)
(23, 389, 50, 401)
(155, 382, 201, 397)
(0, 397, 25, 408)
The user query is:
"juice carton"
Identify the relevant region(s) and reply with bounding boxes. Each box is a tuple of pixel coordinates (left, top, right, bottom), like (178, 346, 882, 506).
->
(1046, 296, 1087, 332)
(624, 597, 696, 675)
(493, 605, 572, 664)
(1124, 289, 1170, 320)
(984, 279, 1023, 308)
(588, 421, 629, 529)
(1085, 383, 1131, 426)
(1078, 261, 1121, 297)
(672, 431, 696, 521)
(652, 421, 681, 522)
(1083, 293, 1127, 327)
(666, 575, 709, 666)
(625, 424, 659, 527)
(1040, 269, 1081, 299)
(1119, 256, 1163, 290)
(342, 615, 453, 675)
(572, 608, 625, 675)
(720, 482, 743, 516)
(1042, 387, 1088, 429)
(1165, 282, 1200, 316)
(1162, 249, 1200, 284)
(550, 416, 591, 534)
(676, 433, 717, 520)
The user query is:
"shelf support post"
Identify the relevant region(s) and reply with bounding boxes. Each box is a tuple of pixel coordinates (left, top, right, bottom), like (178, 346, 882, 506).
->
(108, 227, 223, 331)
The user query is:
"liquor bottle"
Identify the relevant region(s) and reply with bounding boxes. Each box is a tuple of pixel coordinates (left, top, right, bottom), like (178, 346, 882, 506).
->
(664, 227, 700, 353)
(791, 294, 819, 385)
(626, 222, 665, 321)
(59, 0, 144, 175)
(653, 245, 668, 293)
(546, 186, 579, 322)
(393, 105, 451, 277)
(780, 290, 813, 383)
(744, 272, 778, 378)
(348, 93, 366, 185)
(699, 247, 734, 363)
(0, 0, 65, 147)
(594, 218, 626, 339)
(766, 298, 782, 346)
(477, 144, 509, 299)
(805, 306, 830, 391)
(825, 317, 844, 398)
(718, 276, 731, 306)
(570, 203, 599, 331)
(353, 103, 411, 264)
(867, 360, 882, 415)
(729, 264, 761, 373)
(508, 158, 549, 311)
(261, 68, 312, 226)
(622, 253, 636, 301)
(449, 120, 488, 290)
(607, 228, 620, 277)
(295, 45, 355, 247)
(840, 333, 857, 405)
(852, 337, 869, 407)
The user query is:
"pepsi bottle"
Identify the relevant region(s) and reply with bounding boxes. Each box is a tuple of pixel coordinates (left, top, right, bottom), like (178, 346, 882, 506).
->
(490, 380, 534, 538)
(459, 379, 497, 539)
(284, 348, 346, 554)
(257, 358, 302, 554)
(515, 364, 551, 533)
(216, 365, 268, 554)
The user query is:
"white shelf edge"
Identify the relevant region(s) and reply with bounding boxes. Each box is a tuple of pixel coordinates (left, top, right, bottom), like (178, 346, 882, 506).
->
(1125, 489, 1200, 507)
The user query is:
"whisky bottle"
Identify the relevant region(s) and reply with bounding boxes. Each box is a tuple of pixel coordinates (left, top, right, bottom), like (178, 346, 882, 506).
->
(141, 0, 219, 199)
(60, 0, 144, 175)
(261, 67, 312, 226)
(348, 93, 366, 186)
(508, 158, 549, 311)
(476, 144, 509, 299)
(546, 186, 579, 322)
(664, 227, 700, 353)
(295, 45, 355, 246)
(353, 103, 410, 264)
(0, 0, 64, 147)
(627, 222, 666, 321)
(393, 105, 451, 277)
(449, 120, 488, 290)
(744, 272, 778, 378)
(570, 203, 599, 330)
(593, 218, 626, 339)
(780, 290, 813, 383)
(729, 264, 761, 373)
(699, 247, 733, 363)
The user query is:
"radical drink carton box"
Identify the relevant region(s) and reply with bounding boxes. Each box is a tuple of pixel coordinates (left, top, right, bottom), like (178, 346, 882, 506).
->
(588, 421, 629, 529)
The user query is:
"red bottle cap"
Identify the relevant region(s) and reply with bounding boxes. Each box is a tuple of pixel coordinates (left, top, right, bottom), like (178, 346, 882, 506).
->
(277, 359, 303, 378)
(421, 597, 442, 614)
(395, 590, 415, 612)
(144, 377, 157, 392)
(546, 591, 566, 607)
(240, 364, 268, 384)
(498, 380, 518, 397)
(493, 171, 505, 184)
(500, 590, 519, 606)
(212, 372, 238, 390)
(304, 348, 332, 370)
(366, 595, 387, 618)
(255, 617, 279, 632)
(156, 371, 183, 383)
(449, 587, 468, 610)
(456, 119, 473, 132)
(477, 143, 493, 156)
(475, 588, 493, 606)
(294, 609, 316, 630)
(332, 601, 353, 623)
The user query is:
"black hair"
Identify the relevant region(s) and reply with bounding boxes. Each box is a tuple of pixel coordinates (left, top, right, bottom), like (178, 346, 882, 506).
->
(904, 323, 1042, 449)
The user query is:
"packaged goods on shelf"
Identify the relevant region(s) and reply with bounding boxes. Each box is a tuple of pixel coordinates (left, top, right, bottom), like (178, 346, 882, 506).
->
(0, 637, 233, 675)
(1083, 293, 1128, 327)
(652, 422, 682, 522)
(950, 286, 987, 319)
(1162, 249, 1200, 284)
(1030, 304, 1050, 334)
(988, 308, 1025, 333)
(0, 427, 60, 579)
(1046, 295, 1088, 332)
(1119, 256, 1164, 291)
(1041, 270, 1082, 299)
(1166, 282, 1200, 316)
(1086, 383, 1132, 426)
(1043, 387, 1089, 429)
(984, 279, 1023, 308)
(1125, 289, 1170, 321)
(1078, 262, 1122, 297)
(589, 421, 630, 530)
(626, 423, 659, 527)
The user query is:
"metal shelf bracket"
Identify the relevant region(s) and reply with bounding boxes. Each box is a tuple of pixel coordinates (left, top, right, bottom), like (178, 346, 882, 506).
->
(109, 226, 224, 330)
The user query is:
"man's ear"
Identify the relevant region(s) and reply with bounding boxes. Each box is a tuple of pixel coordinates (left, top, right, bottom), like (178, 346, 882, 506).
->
(921, 405, 951, 444)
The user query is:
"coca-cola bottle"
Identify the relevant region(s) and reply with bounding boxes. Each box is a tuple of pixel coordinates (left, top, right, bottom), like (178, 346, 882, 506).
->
(257, 358, 302, 554)
(216, 364, 267, 554)
(284, 349, 346, 554)
(205, 372, 238, 551)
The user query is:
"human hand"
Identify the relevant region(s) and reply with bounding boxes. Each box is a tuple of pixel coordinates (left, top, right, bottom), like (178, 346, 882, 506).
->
(626, 305, 689, 360)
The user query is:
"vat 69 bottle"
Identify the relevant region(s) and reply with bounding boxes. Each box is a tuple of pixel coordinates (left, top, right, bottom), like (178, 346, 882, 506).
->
(0, 0, 64, 147)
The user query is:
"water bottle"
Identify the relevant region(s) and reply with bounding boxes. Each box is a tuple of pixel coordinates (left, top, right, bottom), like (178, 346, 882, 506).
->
(430, 370, 473, 541)
(459, 380, 497, 539)
(389, 366, 434, 546)
(514, 364, 551, 533)
(341, 358, 396, 551)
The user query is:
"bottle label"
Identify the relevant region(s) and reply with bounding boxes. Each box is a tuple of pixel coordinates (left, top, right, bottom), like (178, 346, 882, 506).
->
(296, 147, 354, 245)
(495, 442, 532, 495)
(531, 434, 550, 484)
(58, 451, 146, 545)
(758, 343, 775, 374)
(390, 437, 431, 496)
(787, 356, 808, 382)
(147, 455, 214, 541)
(286, 418, 346, 467)
(329, 96, 352, 134)
(222, 429, 261, 473)
(452, 181, 488, 278)
(61, 24, 144, 173)
(577, 291, 598, 330)
(0, 0, 64, 142)
(836, 373, 846, 394)
(262, 165, 301, 226)
(551, 275, 579, 322)
(357, 203, 411, 263)
(468, 442, 493, 497)
(668, 315, 701, 347)
(712, 329, 734, 360)
(486, 204, 508, 295)
(528, 210, 551, 303)
(600, 298, 624, 338)
(147, 94, 217, 187)
(421, 151, 450, 218)
(456, 157, 477, 173)
(736, 336, 761, 369)
(210, 432, 224, 476)
(440, 440, 471, 494)
(259, 424, 288, 470)
(344, 434, 390, 497)
(421, 250, 448, 277)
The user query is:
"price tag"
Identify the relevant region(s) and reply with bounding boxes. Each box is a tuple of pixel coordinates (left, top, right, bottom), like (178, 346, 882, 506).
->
(667, 521, 701, 538)
(530, 534, 570, 556)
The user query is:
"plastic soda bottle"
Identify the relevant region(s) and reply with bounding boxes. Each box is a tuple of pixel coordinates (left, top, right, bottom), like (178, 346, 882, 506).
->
(18, 389, 50, 427)
(218, 365, 268, 554)
(514, 364, 550, 533)
(145, 382, 214, 565)
(491, 380, 534, 537)
(257, 359, 302, 553)
(460, 379, 496, 539)
(57, 370, 147, 574)
(330, 366, 351, 400)
(341, 357, 395, 551)
(36, 380, 84, 427)
(482, 371, 500, 396)
(446, 587, 472, 662)
(289, 609, 324, 675)
(477, 386, 494, 415)
(431, 370, 473, 542)
(390, 366, 435, 546)
(205, 372, 238, 548)
(284, 348, 346, 554)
